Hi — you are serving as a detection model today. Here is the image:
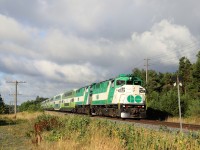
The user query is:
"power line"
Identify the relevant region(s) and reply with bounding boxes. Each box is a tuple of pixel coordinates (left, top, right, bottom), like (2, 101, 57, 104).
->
(149, 48, 200, 67)
(149, 40, 199, 60)
(150, 47, 199, 63)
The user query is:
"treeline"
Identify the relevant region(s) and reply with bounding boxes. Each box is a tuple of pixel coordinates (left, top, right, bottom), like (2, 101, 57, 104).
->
(0, 95, 47, 114)
(133, 51, 200, 118)
(19, 96, 47, 112)
(0, 94, 7, 114)
(0, 91, 49, 114)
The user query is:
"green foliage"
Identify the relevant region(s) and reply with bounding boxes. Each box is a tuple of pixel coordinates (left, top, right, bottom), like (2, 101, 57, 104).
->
(66, 116, 90, 132)
(31, 114, 92, 142)
(132, 68, 146, 85)
(19, 96, 47, 112)
(19, 100, 41, 112)
(0, 94, 5, 114)
(36, 113, 57, 124)
(186, 100, 200, 117)
(133, 51, 200, 118)
(192, 51, 200, 97)
(179, 57, 192, 94)
(64, 115, 91, 141)
(45, 130, 63, 141)
(34, 114, 63, 141)
(160, 90, 179, 116)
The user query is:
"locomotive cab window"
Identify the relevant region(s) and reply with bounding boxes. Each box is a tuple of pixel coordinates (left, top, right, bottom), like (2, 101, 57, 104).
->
(133, 81, 141, 85)
(116, 80, 125, 86)
(126, 80, 133, 85)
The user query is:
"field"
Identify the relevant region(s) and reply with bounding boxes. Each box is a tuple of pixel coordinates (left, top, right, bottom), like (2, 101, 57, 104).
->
(0, 112, 200, 150)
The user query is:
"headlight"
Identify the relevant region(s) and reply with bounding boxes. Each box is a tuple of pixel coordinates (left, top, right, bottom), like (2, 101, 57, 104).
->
(139, 88, 145, 93)
(118, 87, 125, 92)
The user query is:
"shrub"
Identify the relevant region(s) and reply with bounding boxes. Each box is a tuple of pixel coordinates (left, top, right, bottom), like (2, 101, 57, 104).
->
(186, 99, 200, 117)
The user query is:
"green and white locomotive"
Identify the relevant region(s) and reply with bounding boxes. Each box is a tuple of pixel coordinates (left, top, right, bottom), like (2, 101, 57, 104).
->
(41, 74, 146, 118)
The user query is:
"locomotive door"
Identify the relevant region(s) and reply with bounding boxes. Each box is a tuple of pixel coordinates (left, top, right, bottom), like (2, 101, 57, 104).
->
(89, 86, 93, 104)
(107, 80, 115, 104)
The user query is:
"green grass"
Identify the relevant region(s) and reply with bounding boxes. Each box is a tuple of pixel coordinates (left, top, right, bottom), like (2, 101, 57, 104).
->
(0, 118, 33, 150)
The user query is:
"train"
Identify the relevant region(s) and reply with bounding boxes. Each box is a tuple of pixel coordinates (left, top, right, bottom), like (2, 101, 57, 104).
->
(41, 74, 146, 118)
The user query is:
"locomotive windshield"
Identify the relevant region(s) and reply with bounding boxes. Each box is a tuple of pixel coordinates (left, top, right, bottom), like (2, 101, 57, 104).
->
(116, 80, 125, 86)
(126, 80, 133, 85)
(133, 80, 141, 85)
(126, 79, 142, 85)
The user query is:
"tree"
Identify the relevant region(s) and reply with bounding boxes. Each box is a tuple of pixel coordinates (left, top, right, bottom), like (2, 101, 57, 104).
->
(192, 51, 200, 98)
(178, 57, 192, 94)
(132, 68, 146, 85)
(0, 94, 5, 114)
(146, 70, 162, 94)
(19, 96, 47, 112)
(161, 72, 174, 93)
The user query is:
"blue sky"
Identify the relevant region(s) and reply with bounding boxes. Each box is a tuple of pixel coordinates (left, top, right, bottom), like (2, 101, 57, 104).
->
(0, 0, 199, 104)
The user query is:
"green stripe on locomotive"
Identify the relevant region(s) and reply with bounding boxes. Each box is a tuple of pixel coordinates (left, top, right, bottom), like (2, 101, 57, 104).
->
(75, 101, 84, 105)
(92, 100, 107, 105)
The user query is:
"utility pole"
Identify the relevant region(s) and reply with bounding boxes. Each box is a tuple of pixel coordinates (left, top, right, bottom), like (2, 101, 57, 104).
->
(177, 75, 183, 132)
(172, 75, 183, 132)
(7, 81, 26, 118)
(9, 101, 14, 114)
(144, 58, 150, 84)
(9, 93, 22, 113)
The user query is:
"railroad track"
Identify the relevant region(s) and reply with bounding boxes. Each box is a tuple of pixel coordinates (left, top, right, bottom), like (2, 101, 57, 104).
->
(45, 111, 200, 131)
(122, 119, 200, 131)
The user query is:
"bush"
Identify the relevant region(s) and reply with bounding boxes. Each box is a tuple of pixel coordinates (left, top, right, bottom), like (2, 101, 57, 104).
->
(186, 99, 200, 117)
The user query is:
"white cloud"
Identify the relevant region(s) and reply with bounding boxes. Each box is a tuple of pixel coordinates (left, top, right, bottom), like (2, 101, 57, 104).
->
(40, 29, 103, 63)
(33, 60, 98, 84)
(0, 14, 36, 44)
(131, 20, 198, 65)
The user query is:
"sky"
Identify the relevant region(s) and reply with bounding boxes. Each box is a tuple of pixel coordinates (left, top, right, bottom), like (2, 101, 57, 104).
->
(0, 0, 200, 104)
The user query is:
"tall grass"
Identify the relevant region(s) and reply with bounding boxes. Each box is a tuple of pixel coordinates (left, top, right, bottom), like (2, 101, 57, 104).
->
(0, 111, 43, 121)
(166, 116, 200, 125)
(28, 114, 200, 150)
(1, 112, 199, 149)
